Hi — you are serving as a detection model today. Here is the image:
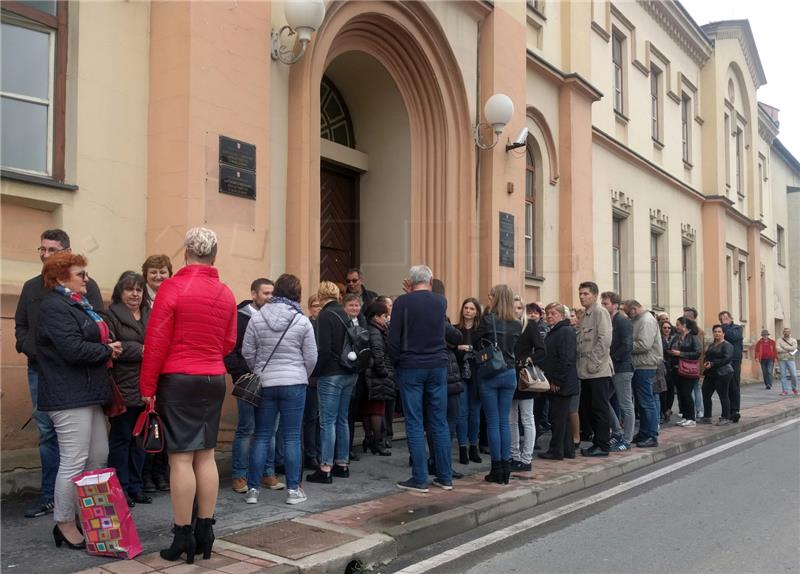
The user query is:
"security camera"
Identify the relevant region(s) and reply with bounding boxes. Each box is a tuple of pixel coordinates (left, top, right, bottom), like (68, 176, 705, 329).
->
(505, 127, 529, 152)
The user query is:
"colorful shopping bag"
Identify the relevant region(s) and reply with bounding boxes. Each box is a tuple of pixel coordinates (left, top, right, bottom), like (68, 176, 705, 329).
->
(72, 467, 142, 559)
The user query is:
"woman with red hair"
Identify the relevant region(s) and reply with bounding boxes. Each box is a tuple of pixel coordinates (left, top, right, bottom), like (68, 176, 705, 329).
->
(37, 253, 122, 550)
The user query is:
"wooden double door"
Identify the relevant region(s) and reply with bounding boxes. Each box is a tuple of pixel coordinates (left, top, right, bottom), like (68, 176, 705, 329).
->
(320, 162, 359, 283)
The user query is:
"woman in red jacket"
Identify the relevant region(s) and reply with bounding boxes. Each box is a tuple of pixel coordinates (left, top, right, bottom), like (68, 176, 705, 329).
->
(139, 227, 237, 564)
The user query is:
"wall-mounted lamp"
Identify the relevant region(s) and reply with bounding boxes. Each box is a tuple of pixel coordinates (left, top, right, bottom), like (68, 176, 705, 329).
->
(271, 0, 326, 65)
(474, 93, 514, 150)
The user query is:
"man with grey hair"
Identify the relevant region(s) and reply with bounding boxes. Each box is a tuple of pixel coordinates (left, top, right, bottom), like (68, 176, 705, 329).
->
(388, 265, 453, 492)
(623, 299, 662, 448)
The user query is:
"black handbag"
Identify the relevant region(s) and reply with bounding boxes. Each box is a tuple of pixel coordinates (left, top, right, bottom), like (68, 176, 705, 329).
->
(232, 313, 297, 407)
(133, 399, 165, 453)
(474, 316, 507, 380)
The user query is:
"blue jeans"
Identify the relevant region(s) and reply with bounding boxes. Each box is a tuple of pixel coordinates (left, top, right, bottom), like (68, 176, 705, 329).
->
(28, 367, 59, 502)
(760, 359, 774, 388)
(397, 367, 451, 485)
(456, 377, 480, 446)
(232, 398, 275, 479)
(478, 368, 517, 462)
(248, 385, 306, 490)
(108, 405, 145, 494)
(632, 369, 659, 439)
(693, 380, 703, 416)
(779, 360, 799, 392)
(317, 374, 356, 466)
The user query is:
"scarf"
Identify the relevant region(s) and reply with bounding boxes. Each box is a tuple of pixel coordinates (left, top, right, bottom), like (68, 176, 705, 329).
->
(55, 285, 111, 346)
(267, 296, 303, 315)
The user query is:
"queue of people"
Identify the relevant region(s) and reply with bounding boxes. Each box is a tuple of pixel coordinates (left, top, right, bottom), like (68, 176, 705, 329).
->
(15, 226, 798, 567)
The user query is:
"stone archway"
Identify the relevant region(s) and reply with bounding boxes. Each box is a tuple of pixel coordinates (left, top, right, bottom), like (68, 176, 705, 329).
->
(284, 1, 475, 303)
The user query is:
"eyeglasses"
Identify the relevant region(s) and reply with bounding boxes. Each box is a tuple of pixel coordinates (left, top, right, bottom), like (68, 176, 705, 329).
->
(37, 246, 65, 255)
(74, 270, 89, 280)
(346, 278, 360, 284)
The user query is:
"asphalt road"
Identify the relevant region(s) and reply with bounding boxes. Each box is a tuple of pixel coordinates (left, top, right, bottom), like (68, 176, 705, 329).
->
(391, 419, 800, 574)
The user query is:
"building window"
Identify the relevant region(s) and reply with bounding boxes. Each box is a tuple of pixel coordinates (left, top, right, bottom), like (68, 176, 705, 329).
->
(681, 95, 691, 164)
(738, 260, 747, 322)
(682, 243, 690, 307)
(650, 232, 660, 308)
(1, 2, 67, 180)
(612, 217, 622, 295)
(735, 128, 743, 197)
(524, 145, 535, 276)
(612, 32, 624, 115)
(726, 254, 733, 309)
(724, 114, 731, 190)
(650, 66, 661, 142)
(320, 76, 355, 148)
(777, 225, 786, 267)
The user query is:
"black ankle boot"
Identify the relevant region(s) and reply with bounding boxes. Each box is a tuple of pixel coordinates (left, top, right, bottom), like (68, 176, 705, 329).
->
(194, 518, 215, 560)
(484, 460, 502, 483)
(459, 446, 469, 465)
(161, 524, 195, 563)
(469, 445, 483, 463)
(501, 460, 511, 485)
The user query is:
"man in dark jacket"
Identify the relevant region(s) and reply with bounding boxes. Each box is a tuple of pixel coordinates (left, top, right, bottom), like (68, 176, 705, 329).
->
(223, 278, 280, 493)
(719, 311, 744, 422)
(345, 268, 377, 310)
(389, 265, 452, 492)
(601, 291, 634, 451)
(14, 229, 104, 518)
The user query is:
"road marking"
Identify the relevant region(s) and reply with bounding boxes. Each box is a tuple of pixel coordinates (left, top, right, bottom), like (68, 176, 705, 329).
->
(395, 417, 800, 574)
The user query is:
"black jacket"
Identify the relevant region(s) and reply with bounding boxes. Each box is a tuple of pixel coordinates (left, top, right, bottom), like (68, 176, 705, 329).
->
(513, 320, 547, 399)
(365, 321, 395, 401)
(705, 340, 735, 377)
(223, 300, 257, 382)
(36, 291, 113, 411)
(609, 312, 634, 373)
(542, 319, 579, 397)
(106, 302, 149, 407)
(15, 273, 104, 366)
(667, 333, 702, 370)
(721, 323, 744, 361)
(475, 313, 522, 370)
(313, 301, 353, 377)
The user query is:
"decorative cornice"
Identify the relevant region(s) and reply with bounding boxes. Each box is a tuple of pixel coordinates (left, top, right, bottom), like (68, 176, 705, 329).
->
(650, 208, 669, 231)
(637, 1, 712, 66)
(702, 20, 767, 88)
(758, 105, 779, 145)
(681, 222, 696, 244)
(611, 189, 634, 217)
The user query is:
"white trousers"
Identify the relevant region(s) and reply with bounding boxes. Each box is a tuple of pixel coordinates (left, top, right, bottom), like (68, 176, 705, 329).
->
(509, 398, 535, 464)
(49, 405, 109, 522)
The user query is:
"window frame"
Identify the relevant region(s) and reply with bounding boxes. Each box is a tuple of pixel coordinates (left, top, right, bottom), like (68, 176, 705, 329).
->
(735, 128, 744, 198)
(681, 94, 692, 165)
(524, 144, 535, 277)
(1, 1, 67, 181)
(650, 66, 662, 143)
(650, 232, 660, 309)
(612, 32, 625, 115)
(737, 260, 747, 322)
(777, 225, 786, 267)
(612, 217, 622, 295)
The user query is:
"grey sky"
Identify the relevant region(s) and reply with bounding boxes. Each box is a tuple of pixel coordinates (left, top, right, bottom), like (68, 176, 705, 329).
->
(679, 0, 800, 158)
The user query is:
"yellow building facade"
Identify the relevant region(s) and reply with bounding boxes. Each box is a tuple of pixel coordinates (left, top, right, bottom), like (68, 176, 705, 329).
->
(2, 0, 797, 462)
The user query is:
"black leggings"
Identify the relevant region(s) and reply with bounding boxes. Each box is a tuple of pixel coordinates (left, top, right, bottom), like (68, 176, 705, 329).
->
(547, 394, 575, 458)
(674, 373, 698, 421)
(703, 373, 732, 420)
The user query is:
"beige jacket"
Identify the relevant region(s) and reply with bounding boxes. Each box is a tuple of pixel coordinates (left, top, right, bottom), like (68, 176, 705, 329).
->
(777, 336, 798, 361)
(576, 302, 614, 379)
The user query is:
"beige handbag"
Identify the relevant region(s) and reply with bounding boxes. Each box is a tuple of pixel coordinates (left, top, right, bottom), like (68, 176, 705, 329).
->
(518, 360, 550, 392)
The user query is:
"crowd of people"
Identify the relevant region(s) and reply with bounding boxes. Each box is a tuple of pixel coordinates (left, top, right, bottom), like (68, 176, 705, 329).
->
(14, 226, 798, 566)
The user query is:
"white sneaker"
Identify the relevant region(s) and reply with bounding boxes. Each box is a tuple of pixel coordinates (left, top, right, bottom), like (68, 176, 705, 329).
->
(682, 420, 697, 427)
(245, 488, 259, 504)
(285, 488, 307, 505)
(675, 418, 687, 426)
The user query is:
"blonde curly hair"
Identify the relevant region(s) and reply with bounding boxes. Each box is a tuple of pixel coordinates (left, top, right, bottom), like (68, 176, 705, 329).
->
(184, 227, 218, 260)
(317, 280, 340, 302)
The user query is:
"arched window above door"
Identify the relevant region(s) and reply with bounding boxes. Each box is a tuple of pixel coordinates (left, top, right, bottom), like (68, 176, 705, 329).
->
(320, 76, 355, 148)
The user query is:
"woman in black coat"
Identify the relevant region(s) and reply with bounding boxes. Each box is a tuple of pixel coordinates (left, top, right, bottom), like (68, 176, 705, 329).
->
(37, 253, 122, 550)
(538, 303, 579, 460)
(363, 300, 394, 456)
(702, 325, 735, 424)
(665, 317, 702, 427)
(106, 272, 152, 507)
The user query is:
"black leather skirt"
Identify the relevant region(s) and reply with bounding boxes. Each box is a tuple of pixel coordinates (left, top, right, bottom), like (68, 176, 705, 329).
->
(156, 373, 226, 453)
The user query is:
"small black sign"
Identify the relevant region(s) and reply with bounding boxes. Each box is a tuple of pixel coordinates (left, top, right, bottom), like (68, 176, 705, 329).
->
(499, 212, 515, 268)
(219, 164, 256, 199)
(219, 136, 256, 171)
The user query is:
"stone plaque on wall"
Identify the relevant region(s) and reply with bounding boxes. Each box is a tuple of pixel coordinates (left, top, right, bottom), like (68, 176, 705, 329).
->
(219, 136, 256, 199)
(499, 212, 514, 268)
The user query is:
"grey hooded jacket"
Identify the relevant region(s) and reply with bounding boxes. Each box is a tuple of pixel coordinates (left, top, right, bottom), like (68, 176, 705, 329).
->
(242, 301, 318, 387)
(631, 310, 663, 370)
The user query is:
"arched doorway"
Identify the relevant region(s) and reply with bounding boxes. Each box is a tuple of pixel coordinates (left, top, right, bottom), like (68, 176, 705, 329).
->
(285, 1, 475, 304)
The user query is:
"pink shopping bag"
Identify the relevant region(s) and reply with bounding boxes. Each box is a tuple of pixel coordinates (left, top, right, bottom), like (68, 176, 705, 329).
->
(72, 467, 142, 559)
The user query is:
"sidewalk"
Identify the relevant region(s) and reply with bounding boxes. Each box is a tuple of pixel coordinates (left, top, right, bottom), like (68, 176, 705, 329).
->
(2, 386, 798, 574)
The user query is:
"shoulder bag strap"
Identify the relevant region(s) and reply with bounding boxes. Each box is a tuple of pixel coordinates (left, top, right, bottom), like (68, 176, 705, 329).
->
(259, 313, 298, 373)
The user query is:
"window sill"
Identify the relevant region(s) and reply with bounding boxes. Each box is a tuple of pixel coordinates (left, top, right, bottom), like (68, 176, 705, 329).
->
(683, 159, 694, 170)
(1, 169, 78, 191)
(652, 138, 664, 150)
(525, 274, 546, 284)
(737, 192, 745, 200)
(614, 110, 629, 125)
(779, 262, 787, 269)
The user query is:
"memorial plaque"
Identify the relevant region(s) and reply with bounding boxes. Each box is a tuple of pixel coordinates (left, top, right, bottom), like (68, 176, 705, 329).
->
(499, 212, 515, 268)
(219, 164, 256, 199)
(219, 136, 256, 171)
